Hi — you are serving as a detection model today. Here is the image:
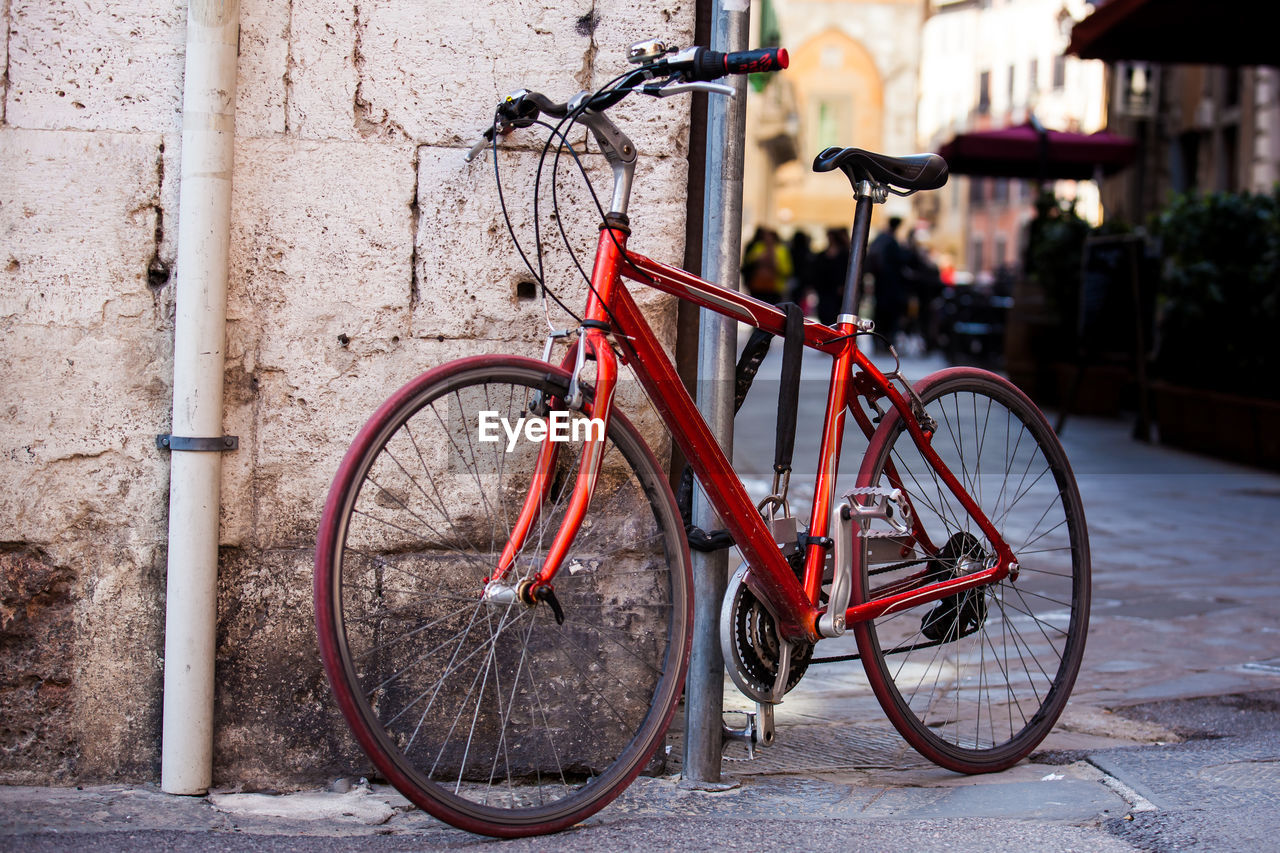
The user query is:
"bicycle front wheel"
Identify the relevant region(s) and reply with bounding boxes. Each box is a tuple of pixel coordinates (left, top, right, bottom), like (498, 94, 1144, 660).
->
(853, 367, 1089, 772)
(315, 356, 691, 837)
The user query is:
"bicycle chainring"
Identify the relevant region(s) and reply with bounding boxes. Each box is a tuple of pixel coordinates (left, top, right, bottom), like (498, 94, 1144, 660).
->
(719, 564, 813, 703)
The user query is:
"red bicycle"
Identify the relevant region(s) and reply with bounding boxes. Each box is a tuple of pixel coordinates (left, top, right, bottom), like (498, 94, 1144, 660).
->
(314, 39, 1090, 838)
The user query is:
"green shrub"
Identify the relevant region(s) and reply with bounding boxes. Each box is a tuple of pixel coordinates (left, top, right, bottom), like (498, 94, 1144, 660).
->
(1026, 190, 1093, 326)
(1151, 188, 1280, 398)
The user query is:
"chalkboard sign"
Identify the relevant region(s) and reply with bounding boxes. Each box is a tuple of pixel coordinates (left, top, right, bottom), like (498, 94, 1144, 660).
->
(1078, 234, 1143, 356)
(1057, 233, 1153, 440)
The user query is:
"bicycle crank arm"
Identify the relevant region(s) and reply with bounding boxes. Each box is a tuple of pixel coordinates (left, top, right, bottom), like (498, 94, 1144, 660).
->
(819, 488, 912, 638)
(756, 701, 776, 746)
(819, 502, 854, 638)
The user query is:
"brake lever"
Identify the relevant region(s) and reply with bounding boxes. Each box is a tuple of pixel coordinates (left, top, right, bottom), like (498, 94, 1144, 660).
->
(642, 79, 735, 98)
(464, 130, 493, 163)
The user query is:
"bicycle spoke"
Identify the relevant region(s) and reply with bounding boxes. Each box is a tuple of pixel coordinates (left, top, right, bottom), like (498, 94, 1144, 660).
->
(318, 366, 689, 830)
(853, 372, 1087, 771)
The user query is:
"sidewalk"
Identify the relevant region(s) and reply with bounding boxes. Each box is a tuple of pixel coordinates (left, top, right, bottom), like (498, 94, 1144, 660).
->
(4, 349, 1280, 851)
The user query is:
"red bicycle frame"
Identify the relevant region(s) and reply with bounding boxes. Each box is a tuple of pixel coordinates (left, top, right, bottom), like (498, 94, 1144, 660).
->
(497, 223, 1017, 644)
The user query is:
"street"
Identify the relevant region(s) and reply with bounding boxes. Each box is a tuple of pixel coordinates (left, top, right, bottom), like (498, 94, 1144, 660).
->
(3, 344, 1280, 851)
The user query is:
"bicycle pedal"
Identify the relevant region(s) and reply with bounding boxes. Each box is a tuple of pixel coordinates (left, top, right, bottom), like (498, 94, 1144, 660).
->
(721, 702, 777, 761)
(843, 487, 911, 531)
(755, 701, 776, 746)
(860, 528, 909, 539)
(721, 709, 759, 760)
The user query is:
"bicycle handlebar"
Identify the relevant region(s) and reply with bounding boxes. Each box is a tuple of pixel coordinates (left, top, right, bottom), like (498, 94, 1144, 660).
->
(466, 43, 789, 161)
(680, 46, 790, 82)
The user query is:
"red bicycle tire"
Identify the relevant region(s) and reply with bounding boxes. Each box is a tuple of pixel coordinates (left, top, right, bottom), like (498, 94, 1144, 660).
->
(851, 367, 1090, 772)
(315, 355, 692, 836)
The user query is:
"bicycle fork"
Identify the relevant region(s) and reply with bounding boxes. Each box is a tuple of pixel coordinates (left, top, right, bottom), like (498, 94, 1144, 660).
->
(484, 327, 618, 617)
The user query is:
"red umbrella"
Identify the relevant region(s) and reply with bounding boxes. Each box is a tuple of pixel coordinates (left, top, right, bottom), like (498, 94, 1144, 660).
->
(938, 121, 1138, 181)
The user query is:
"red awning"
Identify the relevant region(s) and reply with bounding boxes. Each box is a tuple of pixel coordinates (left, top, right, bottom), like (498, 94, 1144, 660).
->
(938, 122, 1137, 181)
(1067, 0, 1279, 67)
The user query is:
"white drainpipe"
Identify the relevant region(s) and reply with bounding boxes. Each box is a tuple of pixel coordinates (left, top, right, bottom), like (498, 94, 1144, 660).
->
(161, 0, 241, 795)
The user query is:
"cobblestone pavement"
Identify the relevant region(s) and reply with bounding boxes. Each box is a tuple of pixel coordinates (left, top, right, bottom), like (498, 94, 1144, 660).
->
(4, 347, 1279, 851)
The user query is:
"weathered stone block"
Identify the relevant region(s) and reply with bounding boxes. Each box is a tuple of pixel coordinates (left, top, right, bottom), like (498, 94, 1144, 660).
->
(236, 0, 291, 137)
(0, 129, 163, 327)
(590, 0, 696, 157)
(247, 336, 511, 551)
(1, 324, 172, 549)
(6, 0, 186, 133)
(69, 544, 165, 781)
(214, 546, 363, 785)
(279, 0, 694, 154)
(226, 137, 415, 367)
(221, 136, 417, 543)
(285, 0, 360, 142)
(353, 0, 596, 145)
(0, 549, 76, 784)
(411, 146, 687, 345)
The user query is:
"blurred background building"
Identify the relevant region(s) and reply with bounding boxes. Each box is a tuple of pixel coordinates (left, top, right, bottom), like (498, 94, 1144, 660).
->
(742, 0, 926, 241)
(918, 0, 1105, 283)
(1067, 0, 1280, 221)
(741, 0, 1109, 284)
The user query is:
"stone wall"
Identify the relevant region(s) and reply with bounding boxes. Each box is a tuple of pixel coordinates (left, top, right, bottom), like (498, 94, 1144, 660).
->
(0, 0, 694, 787)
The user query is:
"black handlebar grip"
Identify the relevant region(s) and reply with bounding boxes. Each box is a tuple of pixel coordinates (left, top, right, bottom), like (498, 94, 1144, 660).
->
(725, 47, 789, 75)
(687, 46, 789, 81)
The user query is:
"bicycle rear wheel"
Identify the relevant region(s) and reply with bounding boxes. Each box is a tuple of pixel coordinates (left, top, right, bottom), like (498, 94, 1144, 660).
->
(853, 367, 1089, 772)
(314, 355, 691, 837)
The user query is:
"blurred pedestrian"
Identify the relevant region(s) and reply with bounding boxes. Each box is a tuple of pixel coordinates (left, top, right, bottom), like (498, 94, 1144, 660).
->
(813, 227, 850, 325)
(787, 231, 814, 310)
(867, 216, 907, 351)
(903, 228, 943, 352)
(741, 227, 791, 304)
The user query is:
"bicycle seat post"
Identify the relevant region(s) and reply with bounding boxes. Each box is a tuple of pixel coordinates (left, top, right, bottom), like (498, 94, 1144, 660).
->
(837, 180, 887, 326)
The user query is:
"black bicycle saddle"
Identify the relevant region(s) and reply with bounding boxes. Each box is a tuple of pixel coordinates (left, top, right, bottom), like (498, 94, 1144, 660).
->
(813, 147, 948, 193)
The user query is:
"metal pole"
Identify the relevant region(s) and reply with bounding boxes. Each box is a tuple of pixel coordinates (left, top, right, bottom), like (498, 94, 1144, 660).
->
(682, 0, 750, 785)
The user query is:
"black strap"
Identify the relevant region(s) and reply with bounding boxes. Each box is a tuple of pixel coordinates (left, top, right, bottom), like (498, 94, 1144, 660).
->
(774, 302, 805, 475)
(734, 327, 774, 413)
(677, 327, 774, 551)
(678, 306, 806, 553)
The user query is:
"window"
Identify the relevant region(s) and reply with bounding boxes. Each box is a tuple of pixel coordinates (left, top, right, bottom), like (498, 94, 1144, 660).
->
(971, 238, 985, 274)
(760, 0, 781, 46)
(1174, 131, 1200, 193)
(994, 235, 1008, 268)
(1052, 55, 1066, 90)
(1029, 59, 1039, 95)
(1008, 64, 1016, 106)
(813, 98, 849, 151)
(969, 176, 986, 206)
(1220, 124, 1239, 192)
(978, 70, 991, 114)
(1225, 68, 1241, 108)
(993, 178, 1009, 204)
